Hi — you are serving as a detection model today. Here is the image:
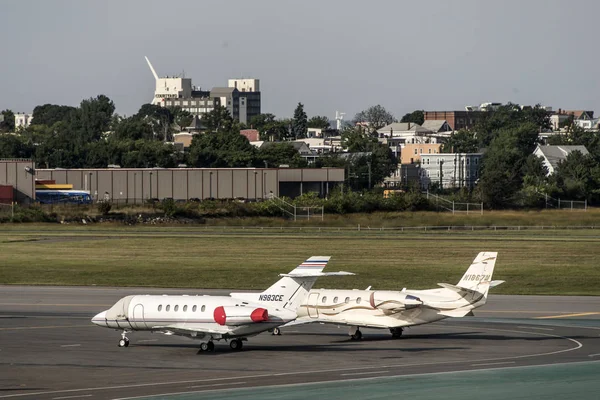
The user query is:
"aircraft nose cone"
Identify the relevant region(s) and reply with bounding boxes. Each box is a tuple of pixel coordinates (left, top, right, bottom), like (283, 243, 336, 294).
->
(91, 310, 107, 326)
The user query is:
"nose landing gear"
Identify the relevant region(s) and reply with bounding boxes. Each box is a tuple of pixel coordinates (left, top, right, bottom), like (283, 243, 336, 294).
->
(118, 331, 130, 347)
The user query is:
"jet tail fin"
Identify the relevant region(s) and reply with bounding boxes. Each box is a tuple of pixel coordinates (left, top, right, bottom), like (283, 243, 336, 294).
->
(231, 256, 351, 313)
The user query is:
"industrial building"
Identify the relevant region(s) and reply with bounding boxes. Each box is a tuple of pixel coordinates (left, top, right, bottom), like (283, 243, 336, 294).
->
(0, 159, 344, 204)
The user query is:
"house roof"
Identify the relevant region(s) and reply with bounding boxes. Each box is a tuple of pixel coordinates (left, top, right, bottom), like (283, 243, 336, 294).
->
(377, 122, 433, 135)
(240, 129, 260, 142)
(421, 120, 450, 132)
(535, 145, 589, 170)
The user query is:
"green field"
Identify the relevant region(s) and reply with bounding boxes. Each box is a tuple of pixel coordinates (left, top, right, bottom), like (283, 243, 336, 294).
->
(0, 224, 599, 295)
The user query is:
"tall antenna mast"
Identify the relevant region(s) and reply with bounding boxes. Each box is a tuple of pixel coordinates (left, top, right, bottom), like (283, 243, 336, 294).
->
(144, 56, 159, 81)
(335, 110, 346, 131)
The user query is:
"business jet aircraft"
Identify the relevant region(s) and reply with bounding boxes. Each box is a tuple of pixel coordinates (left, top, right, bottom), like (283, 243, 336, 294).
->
(277, 252, 503, 340)
(91, 256, 352, 352)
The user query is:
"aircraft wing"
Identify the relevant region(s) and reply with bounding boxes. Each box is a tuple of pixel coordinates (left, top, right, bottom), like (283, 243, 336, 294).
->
(149, 324, 228, 339)
(279, 317, 323, 327)
(437, 309, 475, 317)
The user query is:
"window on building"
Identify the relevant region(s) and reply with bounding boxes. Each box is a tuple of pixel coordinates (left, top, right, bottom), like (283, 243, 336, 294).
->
(420, 148, 423, 154)
(414, 148, 418, 155)
(475, 158, 478, 165)
(466, 158, 470, 165)
(466, 171, 470, 178)
(428, 149, 432, 154)
(437, 171, 440, 177)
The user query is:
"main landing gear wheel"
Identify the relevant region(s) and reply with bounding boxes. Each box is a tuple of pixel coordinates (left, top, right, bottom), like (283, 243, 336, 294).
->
(198, 341, 215, 353)
(351, 329, 362, 341)
(390, 327, 403, 339)
(229, 339, 243, 351)
(272, 327, 281, 336)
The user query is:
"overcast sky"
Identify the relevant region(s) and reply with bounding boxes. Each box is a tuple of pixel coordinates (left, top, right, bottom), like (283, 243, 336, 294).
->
(1, 0, 599, 121)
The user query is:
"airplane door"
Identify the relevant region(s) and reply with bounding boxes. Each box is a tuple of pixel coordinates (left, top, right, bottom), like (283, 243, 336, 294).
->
(132, 304, 147, 329)
(307, 292, 319, 318)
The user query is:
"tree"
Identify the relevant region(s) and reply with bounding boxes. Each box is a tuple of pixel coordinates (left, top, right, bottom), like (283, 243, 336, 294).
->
(249, 113, 291, 141)
(79, 95, 115, 142)
(400, 110, 424, 125)
(353, 105, 395, 133)
(135, 104, 174, 141)
(341, 126, 374, 152)
(292, 103, 308, 139)
(442, 130, 478, 153)
(187, 130, 256, 168)
(169, 107, 193, 130)
(0, 110, 15, 132)
(0, 134, 35, 158)
(307, 115, 330, 129)
(478, 122, 541, 208)
(258, 143, 307, 168)
(30, 104, 77, 126)
(201, 106, 239, 133)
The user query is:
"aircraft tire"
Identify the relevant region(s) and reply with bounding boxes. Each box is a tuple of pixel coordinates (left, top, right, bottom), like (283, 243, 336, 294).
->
(351, 330, 362, 341)
(199, 342, 209, 352)
(230, 339, 243, 351)
(207, 341, 215, 352)
(272, 328, 281, 336)
(118, 339, 127, 347)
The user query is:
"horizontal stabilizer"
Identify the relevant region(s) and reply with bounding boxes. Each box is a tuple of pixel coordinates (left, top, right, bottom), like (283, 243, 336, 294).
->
(280, 271, 355, 278)
(489, 280, 505, 288)
(438, 308, 474, 317)
(437, 282, 469, 293)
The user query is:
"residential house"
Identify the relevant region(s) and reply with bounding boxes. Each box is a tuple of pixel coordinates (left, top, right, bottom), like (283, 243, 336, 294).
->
(400, 143, 442, 165)
(250, 141, 318, 164)
(533, 145, 589, 175)
(420, 153, 483, 189)
(240, 129, 260, 142)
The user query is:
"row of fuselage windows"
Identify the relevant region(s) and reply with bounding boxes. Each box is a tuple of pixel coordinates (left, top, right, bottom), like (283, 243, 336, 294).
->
(157, 305, 206, 312)
(321, 296, 361, 304)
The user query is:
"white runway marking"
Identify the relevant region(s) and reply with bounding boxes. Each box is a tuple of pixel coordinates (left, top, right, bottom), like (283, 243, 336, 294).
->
(60, 344, 81, 348)
(341, 371, 389, 376)
(472, 361, 515, 367)
(52, 395, 92, 400)
(589, 353, 600, 357)
(187, 382, 246, 389)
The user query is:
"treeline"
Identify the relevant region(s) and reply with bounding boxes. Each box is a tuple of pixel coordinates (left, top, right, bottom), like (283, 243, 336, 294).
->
(0, 97, 397, 191)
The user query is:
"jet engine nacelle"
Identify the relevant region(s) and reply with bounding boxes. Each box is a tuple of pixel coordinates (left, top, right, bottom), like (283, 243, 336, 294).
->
(369, 292, 422, 312)
(213, 306, 268, 326)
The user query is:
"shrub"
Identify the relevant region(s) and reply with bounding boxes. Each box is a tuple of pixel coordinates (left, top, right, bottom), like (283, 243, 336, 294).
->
(97, 201, 112, 215)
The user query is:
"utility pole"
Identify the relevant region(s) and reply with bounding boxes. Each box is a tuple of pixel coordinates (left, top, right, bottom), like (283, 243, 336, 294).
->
(439, 159, 444, 189)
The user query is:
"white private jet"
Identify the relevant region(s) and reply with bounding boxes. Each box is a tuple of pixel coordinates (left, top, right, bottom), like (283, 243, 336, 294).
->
(277, 252, 503, 340)
(91, 256, 352, 352)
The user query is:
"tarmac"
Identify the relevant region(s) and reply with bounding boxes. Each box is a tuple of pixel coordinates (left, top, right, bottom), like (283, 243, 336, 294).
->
(1, 286, 599, 400)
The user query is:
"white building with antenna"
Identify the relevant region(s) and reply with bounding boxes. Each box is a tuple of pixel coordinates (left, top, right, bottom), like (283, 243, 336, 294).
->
(145, 57, 261, 124)
(145, 57, 192, 105)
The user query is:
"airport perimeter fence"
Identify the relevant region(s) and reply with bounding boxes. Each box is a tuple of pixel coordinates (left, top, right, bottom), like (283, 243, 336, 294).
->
(425, 191, 483, 215)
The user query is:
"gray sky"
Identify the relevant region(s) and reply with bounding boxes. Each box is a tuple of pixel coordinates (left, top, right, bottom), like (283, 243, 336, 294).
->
(1, 0, 599, 121)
